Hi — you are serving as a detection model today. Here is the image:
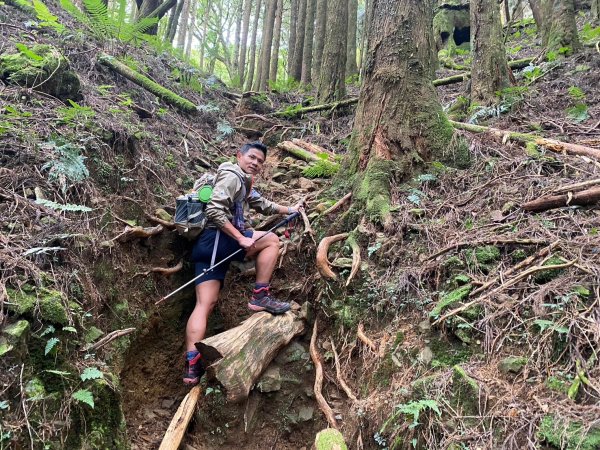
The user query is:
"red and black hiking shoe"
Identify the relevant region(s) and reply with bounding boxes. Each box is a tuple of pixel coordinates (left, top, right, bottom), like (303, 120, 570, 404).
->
(183, 351, 204, 385)
(248, 287, 291, 315)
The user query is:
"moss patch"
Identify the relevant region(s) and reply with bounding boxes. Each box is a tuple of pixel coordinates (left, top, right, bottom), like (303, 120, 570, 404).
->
(430, 284, 473, 318)
(533, 256, 566, 283)
(538, 415, 600, 450)
(7, 286, 80, 325)
(315, 428, 348, 450)
(474, 245, 500, 264)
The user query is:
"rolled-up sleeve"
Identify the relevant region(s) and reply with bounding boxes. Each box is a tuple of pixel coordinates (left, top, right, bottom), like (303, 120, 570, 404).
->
(248, 188, 282, 215)
(206, 171, 241, 228)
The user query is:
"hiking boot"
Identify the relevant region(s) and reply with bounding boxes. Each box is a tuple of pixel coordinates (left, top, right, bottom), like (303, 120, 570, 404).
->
(248, 287, 291, 315)
(183, 351, 204, 385)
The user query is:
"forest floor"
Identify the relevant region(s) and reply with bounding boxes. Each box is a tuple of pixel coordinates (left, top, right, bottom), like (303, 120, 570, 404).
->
(1, 3, 600, 450)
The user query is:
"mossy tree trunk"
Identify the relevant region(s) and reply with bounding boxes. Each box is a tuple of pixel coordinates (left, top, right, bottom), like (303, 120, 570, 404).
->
(529, 0, 544, 29)
(541, 0, 581, 55)
(316, 0, 347, 103)
(344, 0, 464, 226)
(470, 0, 511, 105)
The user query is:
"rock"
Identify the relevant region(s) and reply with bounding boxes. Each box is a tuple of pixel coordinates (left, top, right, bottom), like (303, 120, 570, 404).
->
(297, 405, 314, 422)
(0, 44, 81, 100)
(258, 366, 281, 393)
(418, 319, 432, 333)
(418, 346, 434, 365)
(6, 285, 80, 325)
(299, 178, 317, 191)
(331, 257, 353, 268)
(2, 320, 30, 359)
(276, 341, 309, 364)
(315, 203, 329, 213)
(499, 356, 528, 374)
(155, 208, 172, 222)
(314, 428, 348, 450)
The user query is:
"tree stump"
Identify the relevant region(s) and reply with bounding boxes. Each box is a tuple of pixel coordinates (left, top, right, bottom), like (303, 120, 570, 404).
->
(196, 310, 306, 402)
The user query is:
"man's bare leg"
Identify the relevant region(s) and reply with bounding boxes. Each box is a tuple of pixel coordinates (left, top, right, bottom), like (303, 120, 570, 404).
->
(245, 231, 280, 283)
(185, 279, 221, 351)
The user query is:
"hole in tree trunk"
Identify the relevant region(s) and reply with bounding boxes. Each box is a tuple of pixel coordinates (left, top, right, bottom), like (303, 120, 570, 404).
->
(440, 31, 450, 45)
(453, 26, 470, 46)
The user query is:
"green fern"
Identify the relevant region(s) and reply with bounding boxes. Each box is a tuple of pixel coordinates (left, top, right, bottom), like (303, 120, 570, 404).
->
(302, 160, 339, 178)
(41, 139, 89, 193)
(32, 0, 65, 33)
(35, 199, 92, 212)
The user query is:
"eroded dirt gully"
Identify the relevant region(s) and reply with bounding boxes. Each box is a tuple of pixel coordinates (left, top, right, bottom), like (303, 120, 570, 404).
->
(120, 231, 325, 449)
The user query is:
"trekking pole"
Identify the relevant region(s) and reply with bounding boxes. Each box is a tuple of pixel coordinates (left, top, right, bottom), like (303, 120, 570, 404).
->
(155, 212, 300, 305)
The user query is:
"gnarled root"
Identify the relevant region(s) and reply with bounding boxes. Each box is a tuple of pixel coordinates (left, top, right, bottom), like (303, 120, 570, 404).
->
(310, 319, 338, 429)
(134, 260, 183, 278)
(316, 233, 349, 280)
(346, 235, 361, 287)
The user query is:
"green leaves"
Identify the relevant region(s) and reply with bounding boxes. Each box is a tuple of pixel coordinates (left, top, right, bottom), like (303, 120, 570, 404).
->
(15, 43, 43, 61)
(534, 319, 569, 335)
(45, 337, 60, 355)
(80, 367, 103, 381)
(41, 138, 89, 194)
(35, 199, 92, 213)
(566, 104, 589, 123)
(395, 399, 441, 428)
(72, 389, 94, 408)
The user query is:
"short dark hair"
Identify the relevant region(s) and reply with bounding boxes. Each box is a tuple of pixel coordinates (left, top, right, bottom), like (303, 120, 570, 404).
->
(240, 141, 267, 157)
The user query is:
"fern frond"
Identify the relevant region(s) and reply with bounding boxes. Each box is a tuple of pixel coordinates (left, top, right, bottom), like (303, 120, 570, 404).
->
(83, 0, 116, 37)
(33, 0, 65, 33)
(60, 0, 91, 27)
(36, 199, 93, 212)
(125, 17, 158, 39)
(302, 160, 339, 178)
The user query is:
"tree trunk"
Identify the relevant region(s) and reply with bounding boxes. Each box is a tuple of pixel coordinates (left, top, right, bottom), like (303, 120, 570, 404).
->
(288, 0, 299, 77)
(529, 0, 543, 29)
(346, 0, 358, 78)
(312, 0, 327, 82)
(502, 0, 510, 24)
(270, 0, 284, 82)
(359, 0, 372, 77)
(301, 0, 316, 84)
(316, 0, 347, 103)
(541, 0, 581, 55)
(176, 0, 190, 49)
(291, 0, 307, 81)
(257, 0, 278, 90)
(198, 0, 212, 70)
(593, 0, 600, 24)
(245, 0, 263, 90)
(166, 0, 184, 43)
(196, 311, 306, 403)
(238, 0, 253, 85)
(470, 0, 511, 105)
(184, 0, 197, 60)
(344, 0, 462, 225)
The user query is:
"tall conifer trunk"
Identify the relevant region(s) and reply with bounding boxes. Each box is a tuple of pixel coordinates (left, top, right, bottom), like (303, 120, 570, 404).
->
(257, 0, 278, 90)
(291, 0, 307, 81)
(238, 0, 253, 85)
(316, 0, 347, 102)
(470, 0, 511, 105)
(541, 0, 581, 55)
(301, 0, 316, 84)
(312, 0, 327, 81)
(270, 0, 284, 82)
(176, 0, 190, 49)
(345, 0, 464, 225)
(233, 0, 244, 76)
(288, 0, 299, 77)
(245, 0, 263, 91)
(346, 0, 358, 78)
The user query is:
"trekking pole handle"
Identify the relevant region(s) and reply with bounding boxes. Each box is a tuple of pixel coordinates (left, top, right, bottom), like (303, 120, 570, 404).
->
(156, 212, 301, 305)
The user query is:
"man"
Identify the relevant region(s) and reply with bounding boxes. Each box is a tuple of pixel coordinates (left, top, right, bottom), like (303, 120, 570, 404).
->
(183, 142, 302, 385)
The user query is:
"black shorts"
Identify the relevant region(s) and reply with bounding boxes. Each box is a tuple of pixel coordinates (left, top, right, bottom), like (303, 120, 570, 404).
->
(191, 229, 253, 286)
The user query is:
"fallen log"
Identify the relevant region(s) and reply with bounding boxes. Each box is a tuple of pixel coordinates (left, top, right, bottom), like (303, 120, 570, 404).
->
(553, 178, 600, 194)
(277, 141, 321, 162)
(522, 186, 600, 212)
(98, 53, 197, 113)
(291, 139, 336, 160)
(195, 310, 305, 403)
(449, 120, 600, 160)
(158, 385, 202, 450)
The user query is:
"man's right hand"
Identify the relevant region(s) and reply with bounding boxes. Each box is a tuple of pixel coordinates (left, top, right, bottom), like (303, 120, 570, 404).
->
(237, 236, 255, 249)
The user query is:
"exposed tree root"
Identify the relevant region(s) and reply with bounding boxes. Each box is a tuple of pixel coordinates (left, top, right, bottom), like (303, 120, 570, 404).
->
(426, 238, 548, 261)
(133, 260, 183, 278)
(112, 224, 165, 243)
(83, 327, 136, 352)
(316, 233, 349, 280)
(330, 337, 358, 402)
(322, 192, 352, 216)
(310, 319, 338, 429)
(145, 213, 176, 229)
(346, 235, 361, 287)
(357, 323, 378, 354)
(522, 186, 600, 212)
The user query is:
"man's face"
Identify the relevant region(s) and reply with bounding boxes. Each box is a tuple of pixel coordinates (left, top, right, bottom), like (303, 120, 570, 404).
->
(237, 147, 265, 175)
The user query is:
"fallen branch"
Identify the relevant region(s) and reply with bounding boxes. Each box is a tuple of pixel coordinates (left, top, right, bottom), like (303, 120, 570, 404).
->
(196, 311, 305, 402)
(357, 323, 378, 354)
(133, 260, 183, 278)
(433, 259, 576, 325)
(145, 213, 176, 230)
(426, 238, 547, 261)
(112, 224, 164, 243)
(83, 327, 136, 352)
(310, 319, 338, 429)
(522, 187, 600, 212)
(330, 337, 358, 402)
(346, 235, 361, 287)
(158, 385, 202, 450)
(272, 98, 359, 118)
(98, 53, 197, 113)
(450, 120, 600, 160)
(316, 233, 349, 280)
(552, 178, 600, 194)
(322, 192, 352, 216)
(291, 139, 336, 160)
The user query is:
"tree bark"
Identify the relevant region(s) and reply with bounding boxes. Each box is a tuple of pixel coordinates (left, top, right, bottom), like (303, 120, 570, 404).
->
(238, 0, 253, 85)
(593, 0, 600, 24)
(301, 0, 316, 84)
(288, 0, 299, 77)
(359, 0, 372, 77)
(184, 0, 197, 60)
(344, 0, 459, 225)
(198, 0, 213, 70)
(245, 0, 263, 91)
(541, 0, 581, 55)
(270, 0, 284, 83)
(195, 311, 306, 403)
(529, 0, 544, 29)
(166, 0, 184, 43)
(312, 0, 327, 82)
(257, 0, 278, 90)
(346, 0, 358, 78)
(470, 0, 511, 105)
(522, 187, 600, 212)
(316, 0, 347, 103)
(233, 0, 244, 76)
(176, 0, 190, 49)
(291, 0, 307, 81)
